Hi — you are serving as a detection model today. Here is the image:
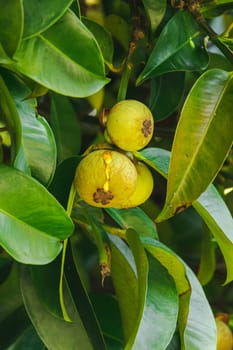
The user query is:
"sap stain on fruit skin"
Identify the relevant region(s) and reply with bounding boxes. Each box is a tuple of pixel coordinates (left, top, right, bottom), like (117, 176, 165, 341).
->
(74, 149, 138, 208)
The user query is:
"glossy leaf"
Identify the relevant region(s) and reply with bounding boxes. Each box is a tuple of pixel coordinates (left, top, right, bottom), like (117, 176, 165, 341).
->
(137, 148, 233, 284)
(82, 17, 114, 65)
(110, 231, 178, 350)
(23, 0, 73, 38)
(181, 267, 216, 349)
(49, 156, 81, 208)
(106, 207, 158, 239)
(90, 293, 124, 345)
(130, 248, 178, 349)
(65, 240, 107, 350)
(149, 72, 185, 121)
(110, 235, 138, 341)
(0, 211, 62, 265)
(143, 238, 216, 350)
(193, 185, 233, 284)
(14, 11, 109, 97)
(30, 259, 63, 319)
(141, 237, 189, 296)
(0, 264, 22, 322)
(6, 326, 46, 350)
(197, 228, 216, 286)
(201, 0, 233, 16)
(0, 165, 74, 263)
(105, 15, 130, 50)
(3, 71, 57, 184)
(157, 69, 233, 221)
(20, 266, 95, 350)
(0, 306, 30, 349)
(0, 165, 73, 239)
(137, 11, 209, 84)
(0, 74, 21, 163)
(50, 93, 81, 163)
(0, 0, 23, 56)
(141, 0, 166, 34)
(0, 44, 13, 64)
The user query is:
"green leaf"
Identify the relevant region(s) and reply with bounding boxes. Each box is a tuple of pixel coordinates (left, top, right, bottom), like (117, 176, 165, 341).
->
(193, 185, 233, 284)
(0, 74, 22, 163)
(110, 231, 179, 350)
(197, 228, 216, 286)
(141, 0, 166, 34)
(131, 254, 178, 349)
(0, 44, 13, 65)
(201, 0, 233, 16)
(13, 11, 109, 97)
(49, 156, 81, 208)
(143, 238, 216, 350)
(181, 266, 216, 349)
(20, 266, 95, 350)
(0, 306, 31, 349)
(149, 72, 185, 121)
(137, 11, 209, 84)
(110, 235, 138, 342)
(0, 211, 62, 265)
(105, 15, 130, 51)
(137, 148, 233, 284)
(0, 0, 24, 56)
(0, 263, 22, 322)
(106, 207, 158, 239)
(0, 165, 73, 239)
(50, 93, 81, 163)
(3, 71, 57, 185)
(30, 259, 63, 319)
(156, 69, 233, 221)
(0, 165, 74, 264)
(65, 240, 107, 350)
(90, 293, 124, 345)
(6, 326, 46, 350)
(23, 0, 73, 38)
(82, 17, 114, 65)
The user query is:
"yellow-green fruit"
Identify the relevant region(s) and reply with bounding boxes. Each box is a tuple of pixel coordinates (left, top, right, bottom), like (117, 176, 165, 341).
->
(122, 162, 154, 208)
(216, 319, 233, 350)
(74, 150, 137, 208)
(106, 99, 154, 152)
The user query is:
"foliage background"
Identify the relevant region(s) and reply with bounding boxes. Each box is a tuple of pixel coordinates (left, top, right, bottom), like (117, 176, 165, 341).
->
(0, 0, 233, 349)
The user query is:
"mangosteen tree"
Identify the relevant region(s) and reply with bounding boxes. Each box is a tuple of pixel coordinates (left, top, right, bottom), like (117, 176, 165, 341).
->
(0, 1, 233, 349)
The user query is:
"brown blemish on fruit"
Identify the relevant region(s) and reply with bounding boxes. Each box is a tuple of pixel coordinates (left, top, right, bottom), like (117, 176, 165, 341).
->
(93, 188, 114, 205)
(142, 119, 152, 137)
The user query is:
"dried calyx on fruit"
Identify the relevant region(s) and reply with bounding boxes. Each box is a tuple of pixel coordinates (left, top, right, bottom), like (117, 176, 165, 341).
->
(74, 150, 153, 208)
(105, 99, 154, 152)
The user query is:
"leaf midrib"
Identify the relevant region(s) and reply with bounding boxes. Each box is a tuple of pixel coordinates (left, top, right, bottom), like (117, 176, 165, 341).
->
(167, 71, 232, 205)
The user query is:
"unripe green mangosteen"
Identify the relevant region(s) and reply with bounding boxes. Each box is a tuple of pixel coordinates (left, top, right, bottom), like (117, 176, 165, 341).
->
(122, 162, 154, 208)
(74, 150, 137, 208)
(106, 99, 154, 152)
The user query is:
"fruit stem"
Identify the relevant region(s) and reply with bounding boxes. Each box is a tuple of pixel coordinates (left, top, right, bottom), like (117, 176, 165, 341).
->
(187, 5, 233, 65)
(78, 207, 111, 286)
(117, 63, 132, 102)
(59, 182, 76, 322)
